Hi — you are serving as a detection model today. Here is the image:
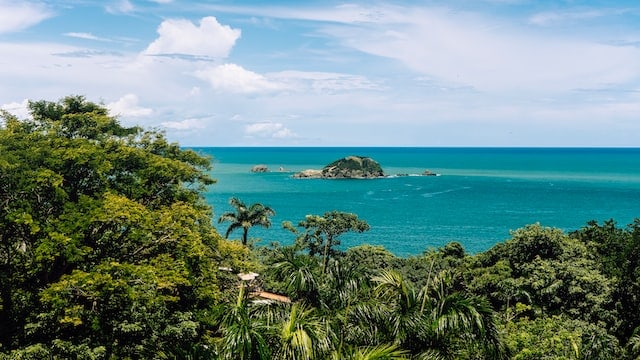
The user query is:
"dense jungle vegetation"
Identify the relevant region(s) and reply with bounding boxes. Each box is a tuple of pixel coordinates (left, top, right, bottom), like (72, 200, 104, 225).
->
(1, 96, 639, 359)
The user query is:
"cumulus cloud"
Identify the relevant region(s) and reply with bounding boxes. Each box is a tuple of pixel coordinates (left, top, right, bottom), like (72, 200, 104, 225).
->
(144, 17, 241, 59)
(245, 122, 297, 139)
(161, 118, 206, 130)
(0, 1, 53, 34)
(0, 99, 30, 119)
(107, 94, 153, 117)
(195, 64, 283, 93)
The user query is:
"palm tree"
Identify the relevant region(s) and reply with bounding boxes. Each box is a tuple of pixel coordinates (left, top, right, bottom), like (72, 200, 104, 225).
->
(627, 331, 640, 359)
(372, 270, 430, 353)
(269, 246, 321, 306)
(330, 344, 409, 359)
(322, 258, 387, 349)
(218, 197, 275, 246)
(433, 271, 507, 359)
(212, 283, 271, 360)
(371, 269, 506, 359)
(273, 302, 331, 360)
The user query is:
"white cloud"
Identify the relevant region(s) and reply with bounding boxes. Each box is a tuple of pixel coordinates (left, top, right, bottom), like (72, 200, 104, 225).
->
(201, 3, 400, 25)
(245, 122, 297, 139)
(144, 17, 241, 59)
(270, 71, 383, 93)
(207, 3, 640, 95)
(2, 2, 639, 147)
(529, 8, 630, 26)
(194, 67, 380, 95)
(107, 94, 153, 117)
(0, 1, 53, 34)
(161, 118, 206, 130)
(106, 0, 134, 14)
(317, 7, 640, 94)
(63, 32, 111, 42)
(1, 99, 30, 119)
(194, 64, 283, 93)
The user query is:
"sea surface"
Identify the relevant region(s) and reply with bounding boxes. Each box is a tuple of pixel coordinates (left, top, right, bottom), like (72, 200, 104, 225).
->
(192, 147, 640, 256)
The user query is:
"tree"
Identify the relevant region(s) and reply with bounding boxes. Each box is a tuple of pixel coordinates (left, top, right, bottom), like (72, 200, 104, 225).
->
(272, 302, 331, 360)
(504, 315, 621, 360)
(286, 211, 370, 274)
(330, 344, 408, 360)
(212, 283, 271, 360)
(0, 96, 226, 357)
(371, 269, 506, 359)
(572, 219, 640, 342)
(268, 246, 322, 306)
(218, 197, 275, 246)
(469, 223, 614, 324)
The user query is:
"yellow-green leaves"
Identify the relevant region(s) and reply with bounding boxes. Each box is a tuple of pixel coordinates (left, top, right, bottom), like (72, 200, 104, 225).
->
(0, 96, 228, 358)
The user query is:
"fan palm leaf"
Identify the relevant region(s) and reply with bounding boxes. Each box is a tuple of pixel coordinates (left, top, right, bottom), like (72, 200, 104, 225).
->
(218, 197, 274, 245)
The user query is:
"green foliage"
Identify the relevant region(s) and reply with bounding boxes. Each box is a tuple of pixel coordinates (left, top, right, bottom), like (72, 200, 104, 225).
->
(274, 302, 331, 359)
(368, 269, 506, 359)
(330, 344, 409, 359)
(218, 197, 275, 246)
(288, 211, 370, 274)
(571, 219, 628, 278)
(343, 245, 399, 277)
(504, 315, 621, 360)
(469, 224, 614, 324)
(0, 96, 228, 358)
(4, 96, 638, 358)
(212, 284, 271, 360)
(294, 156, 385, 179)
(572, 219, 640, 341)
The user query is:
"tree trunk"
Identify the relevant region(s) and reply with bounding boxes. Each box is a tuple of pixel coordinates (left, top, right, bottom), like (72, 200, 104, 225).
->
(242, 227, 249, 246)
(322, 237, 332, 274)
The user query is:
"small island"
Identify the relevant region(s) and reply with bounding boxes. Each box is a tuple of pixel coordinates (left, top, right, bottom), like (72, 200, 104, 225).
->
(293, 155, 385, 179)
(293, 155, 441, 179)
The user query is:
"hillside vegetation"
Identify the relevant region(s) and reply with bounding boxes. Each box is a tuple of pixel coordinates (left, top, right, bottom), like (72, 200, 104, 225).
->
(1, 96, 639, 359)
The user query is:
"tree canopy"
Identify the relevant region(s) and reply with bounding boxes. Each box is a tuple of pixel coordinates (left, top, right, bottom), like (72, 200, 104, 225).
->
(0, 96, 224, 358)
(2, 95, 639, 359)
(218, 197, 275, 246)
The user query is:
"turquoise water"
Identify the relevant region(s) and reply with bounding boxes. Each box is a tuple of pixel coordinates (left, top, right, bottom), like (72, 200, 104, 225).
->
(193, 147, 640, 256)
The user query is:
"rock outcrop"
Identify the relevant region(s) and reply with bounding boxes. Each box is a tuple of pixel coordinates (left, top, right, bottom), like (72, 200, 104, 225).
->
(293, 156, 385, 179)
(293, 169, 323, 178)
(251, 164, 269, 173)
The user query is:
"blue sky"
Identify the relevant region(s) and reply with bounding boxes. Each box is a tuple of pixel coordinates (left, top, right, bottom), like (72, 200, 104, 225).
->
(1, 0, 639, 146)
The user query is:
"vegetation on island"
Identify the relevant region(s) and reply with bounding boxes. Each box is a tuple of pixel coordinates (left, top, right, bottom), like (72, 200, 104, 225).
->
(294, 155, 385, 179)
(322, 156, 385, 178)
(1, 96, 640, 359)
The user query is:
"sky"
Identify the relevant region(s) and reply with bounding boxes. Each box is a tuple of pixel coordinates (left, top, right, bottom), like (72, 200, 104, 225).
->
(1, 0, 639, 147)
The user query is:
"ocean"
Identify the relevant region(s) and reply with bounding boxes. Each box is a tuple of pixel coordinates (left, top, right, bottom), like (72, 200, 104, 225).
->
(192, 147, 640, 256)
